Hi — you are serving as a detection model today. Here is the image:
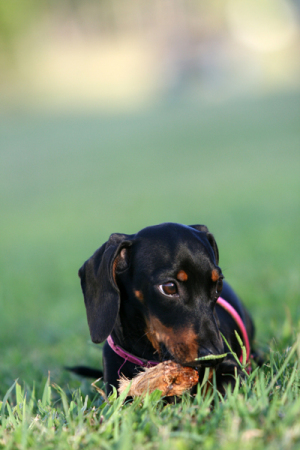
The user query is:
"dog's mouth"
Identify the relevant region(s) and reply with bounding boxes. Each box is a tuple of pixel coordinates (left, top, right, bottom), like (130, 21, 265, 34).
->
(146, 316, 225, 368)
(159, 343, 226, 368)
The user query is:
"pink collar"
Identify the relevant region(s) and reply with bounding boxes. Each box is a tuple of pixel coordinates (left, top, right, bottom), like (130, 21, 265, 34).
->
(217, 297, 251, 364)
(107, 335, 159, 369)
(107, 297, 251, 372)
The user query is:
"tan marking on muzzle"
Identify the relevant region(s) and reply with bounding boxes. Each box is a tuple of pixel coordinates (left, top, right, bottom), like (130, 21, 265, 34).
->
(177, 270, 188, 282)
(145, 318, 161, 354)
(145, 316, 199, 362)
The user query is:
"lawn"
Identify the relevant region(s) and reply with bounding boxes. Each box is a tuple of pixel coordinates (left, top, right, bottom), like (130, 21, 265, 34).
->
(0, 90, 300, 449)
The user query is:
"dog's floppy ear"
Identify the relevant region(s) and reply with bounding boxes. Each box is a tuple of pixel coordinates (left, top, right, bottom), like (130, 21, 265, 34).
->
(189, 224, 219, 265)
(78, 233, 132, 343)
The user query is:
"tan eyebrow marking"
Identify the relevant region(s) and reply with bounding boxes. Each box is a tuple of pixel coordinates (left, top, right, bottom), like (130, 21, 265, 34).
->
(177, 270, 188, 282)
(211, 269, 220, 282)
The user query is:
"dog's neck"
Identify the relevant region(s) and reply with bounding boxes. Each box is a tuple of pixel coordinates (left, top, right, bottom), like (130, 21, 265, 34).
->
(111, 311, 160, 362)
(107, 335, 159, 368)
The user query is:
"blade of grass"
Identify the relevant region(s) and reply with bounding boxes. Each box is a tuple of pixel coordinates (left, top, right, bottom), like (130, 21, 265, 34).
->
(281, 361, 298, 405)
(15, 382, 23, 421)
(52, 384, 70, 423)
(91, 378, 110, 404)
(0, 380, 17, 428)
(220, 332, 249, 378)
(194, 353, 227, 362)
(21, 394, 28, 450)
(41, 373, 51, 407)
(6, 402, 18, 429)
(28, 383, 36, 415)
(234, 330, 247, 366)
(200, 367, 212, 389)
(265, 336, 299, 396)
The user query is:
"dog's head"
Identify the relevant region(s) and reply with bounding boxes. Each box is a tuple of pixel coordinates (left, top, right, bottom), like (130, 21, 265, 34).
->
(79, 223, 225, 367)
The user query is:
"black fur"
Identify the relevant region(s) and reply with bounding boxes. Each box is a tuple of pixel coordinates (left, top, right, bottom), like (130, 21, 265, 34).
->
(75, 223, 256, 395)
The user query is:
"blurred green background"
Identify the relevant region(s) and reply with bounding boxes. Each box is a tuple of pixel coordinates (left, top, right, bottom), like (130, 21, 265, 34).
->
(0, 0, 300, 397)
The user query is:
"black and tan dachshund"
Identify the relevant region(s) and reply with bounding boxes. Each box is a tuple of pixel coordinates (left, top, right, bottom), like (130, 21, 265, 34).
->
(74, 223, 256, 395)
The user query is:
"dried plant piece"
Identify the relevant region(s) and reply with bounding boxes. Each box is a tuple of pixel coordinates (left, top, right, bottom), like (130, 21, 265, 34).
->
(118, 360, 199, 397)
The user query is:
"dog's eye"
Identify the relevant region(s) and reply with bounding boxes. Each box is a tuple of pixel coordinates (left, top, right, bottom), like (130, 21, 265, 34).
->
(159, 282, 178, 296)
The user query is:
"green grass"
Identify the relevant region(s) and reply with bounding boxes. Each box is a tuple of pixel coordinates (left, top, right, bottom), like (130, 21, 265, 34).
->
(0, 90, 300, 448)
